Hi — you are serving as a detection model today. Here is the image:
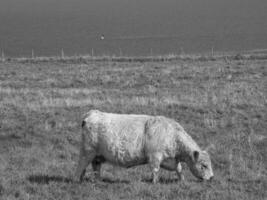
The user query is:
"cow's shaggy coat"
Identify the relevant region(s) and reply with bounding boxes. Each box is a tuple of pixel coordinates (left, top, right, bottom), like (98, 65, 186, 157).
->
(75, 110, 213, 183)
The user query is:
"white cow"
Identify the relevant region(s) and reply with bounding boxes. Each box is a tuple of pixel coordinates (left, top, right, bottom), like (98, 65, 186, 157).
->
(75, 110, 214, 183)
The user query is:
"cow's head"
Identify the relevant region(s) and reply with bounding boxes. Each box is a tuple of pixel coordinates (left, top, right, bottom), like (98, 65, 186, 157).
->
(188, 150, 214, 181)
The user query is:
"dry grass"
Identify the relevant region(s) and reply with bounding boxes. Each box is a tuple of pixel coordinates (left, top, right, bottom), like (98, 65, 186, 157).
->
(0, 58, 266, 199)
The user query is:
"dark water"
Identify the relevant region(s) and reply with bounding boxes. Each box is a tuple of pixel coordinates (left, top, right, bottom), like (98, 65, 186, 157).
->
(0, 0, 267, 57)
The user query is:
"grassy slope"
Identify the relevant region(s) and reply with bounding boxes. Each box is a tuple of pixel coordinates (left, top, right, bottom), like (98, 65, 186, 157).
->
(0, 59, 266, 200)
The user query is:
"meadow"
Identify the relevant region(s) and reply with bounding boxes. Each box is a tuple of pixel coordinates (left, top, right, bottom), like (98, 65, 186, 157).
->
(0, 56, 266, 199)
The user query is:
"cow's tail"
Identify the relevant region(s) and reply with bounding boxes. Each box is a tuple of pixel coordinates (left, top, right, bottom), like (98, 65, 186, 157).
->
(81, 120, 86, 128)
(79, 120, 87, 154)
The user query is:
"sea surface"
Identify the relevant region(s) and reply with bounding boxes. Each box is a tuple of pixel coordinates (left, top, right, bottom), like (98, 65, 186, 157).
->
(0, 0, 267, 57)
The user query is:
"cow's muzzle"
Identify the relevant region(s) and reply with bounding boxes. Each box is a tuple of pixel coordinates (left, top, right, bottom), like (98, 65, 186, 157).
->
(208, 176, 214, 182)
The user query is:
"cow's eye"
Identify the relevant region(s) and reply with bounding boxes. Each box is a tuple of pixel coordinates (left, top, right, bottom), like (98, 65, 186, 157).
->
(201, 164, 207, 169)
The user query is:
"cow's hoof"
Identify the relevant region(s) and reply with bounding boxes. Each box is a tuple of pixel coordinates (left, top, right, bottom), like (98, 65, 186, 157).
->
(180, 175, 185, 181)
(72, 175, 83, 183)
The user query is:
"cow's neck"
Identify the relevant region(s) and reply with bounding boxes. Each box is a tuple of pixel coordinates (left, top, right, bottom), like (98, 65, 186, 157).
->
(174, 134, 201, 163)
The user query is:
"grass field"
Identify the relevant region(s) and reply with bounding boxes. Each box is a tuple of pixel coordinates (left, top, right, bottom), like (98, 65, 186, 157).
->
(0, 58, 266, 199)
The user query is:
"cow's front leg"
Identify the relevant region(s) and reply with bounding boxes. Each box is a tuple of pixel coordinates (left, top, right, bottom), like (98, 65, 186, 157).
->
(149, 153, 163, 184)
(176, 162, 184, 181)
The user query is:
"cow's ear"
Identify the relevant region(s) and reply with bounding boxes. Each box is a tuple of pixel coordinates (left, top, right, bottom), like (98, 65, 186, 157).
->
(193, 151, 199, 162)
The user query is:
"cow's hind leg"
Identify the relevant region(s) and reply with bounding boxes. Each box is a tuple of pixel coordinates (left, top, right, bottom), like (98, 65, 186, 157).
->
(92, 156, 105, 180)
(149, 153, 163, 184)
(74, 147, 96, 182)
